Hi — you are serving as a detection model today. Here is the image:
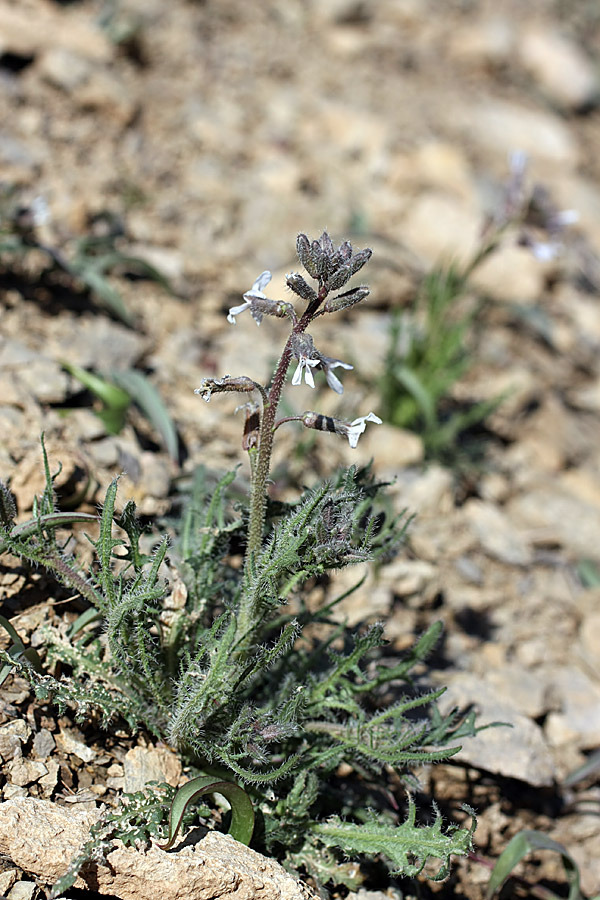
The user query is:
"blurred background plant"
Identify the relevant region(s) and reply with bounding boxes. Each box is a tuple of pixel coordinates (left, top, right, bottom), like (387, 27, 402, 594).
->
(0, 184, 172, 326)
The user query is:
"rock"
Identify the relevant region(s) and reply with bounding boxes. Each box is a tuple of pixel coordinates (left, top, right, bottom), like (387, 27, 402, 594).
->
(0, 1, 111, 61)
(13, 357, 70, 404)
(348, 423, 423, 472)
(517, 27, 599, 111)
(6, 758, 47, 788)
(53, 318, 147, 371)
(447, 16, 515, 67)
(439, 673, 556, 786)
(470, 243, 545, 303)
(378, 558, 437, 597)
(393, 465, 454, 516)
(507, 483, 600, 561)
(0, 797, 316, 900)
(455, 99, 580, 169)
(7, 882, 36, 900)
(38, 48, 93, 92)
(123, 746, 182, 793)
(545, 667, 600, 750)
(0, 870, 18, 896)
(464, 499, 532, 566)
(32, 729, 56, 760)
(401, 192, 481, 266)
(580, 610, 600, 681)
(55, 729, 96, 764)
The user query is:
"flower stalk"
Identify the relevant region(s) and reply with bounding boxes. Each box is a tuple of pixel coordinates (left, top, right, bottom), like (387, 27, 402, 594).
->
(199, 232, 379, 650)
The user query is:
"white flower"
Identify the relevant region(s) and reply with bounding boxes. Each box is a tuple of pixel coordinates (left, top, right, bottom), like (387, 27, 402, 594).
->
(319, 356, 354, 394)
(292, 355, 320, 388)
(227, 270, 272, 325)
(344, 412, 382, 448)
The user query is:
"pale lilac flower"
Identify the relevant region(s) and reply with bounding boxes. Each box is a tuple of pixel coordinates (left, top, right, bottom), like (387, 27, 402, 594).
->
(343, 412, 383, 448)
(300, 410, 382, 447)
(292, 355, 320, 388)
(227, 270, 272, 325)
(318, 355, 354, 394)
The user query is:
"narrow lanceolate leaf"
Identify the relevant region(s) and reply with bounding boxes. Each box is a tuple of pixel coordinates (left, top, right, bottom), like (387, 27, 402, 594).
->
(110, 368, 179, 461)
(486, 830, 583, 900)
(158, 776, 254, 851)
(311, 802, 476, 880)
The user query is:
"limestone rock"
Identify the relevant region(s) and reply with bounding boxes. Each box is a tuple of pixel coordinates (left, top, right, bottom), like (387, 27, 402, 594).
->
(517, 27, 600, 111)
(0, 798, 316, 900)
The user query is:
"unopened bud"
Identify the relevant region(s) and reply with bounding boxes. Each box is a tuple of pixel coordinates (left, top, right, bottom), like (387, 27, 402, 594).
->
(296, 233, 318, 278)
(323, 285, 370, 313)
(285, 272, 318, 304)
(237, 401, 261, 451)
(0, 481, 17, 529)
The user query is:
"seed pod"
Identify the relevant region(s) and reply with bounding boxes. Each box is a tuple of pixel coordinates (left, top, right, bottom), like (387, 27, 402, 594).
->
(195, 375, 258, 402)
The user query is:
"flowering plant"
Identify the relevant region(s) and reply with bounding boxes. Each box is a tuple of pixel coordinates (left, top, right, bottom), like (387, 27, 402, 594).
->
(0, 232, 477, 894)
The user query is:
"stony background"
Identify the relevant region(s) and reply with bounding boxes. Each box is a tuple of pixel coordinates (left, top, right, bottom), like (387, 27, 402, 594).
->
(2, 0, 600, 897)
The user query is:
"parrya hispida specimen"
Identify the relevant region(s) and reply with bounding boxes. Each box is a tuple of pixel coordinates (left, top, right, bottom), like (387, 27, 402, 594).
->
(0, 231, 476, 890)
(196, 231, 383, 645)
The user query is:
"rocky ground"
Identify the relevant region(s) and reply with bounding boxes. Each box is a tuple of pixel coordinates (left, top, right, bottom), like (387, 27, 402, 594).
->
(2, 0, 600, 897)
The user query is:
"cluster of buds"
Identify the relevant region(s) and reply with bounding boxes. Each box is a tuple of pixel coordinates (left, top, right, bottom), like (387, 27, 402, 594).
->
(197, 231, 382, 469)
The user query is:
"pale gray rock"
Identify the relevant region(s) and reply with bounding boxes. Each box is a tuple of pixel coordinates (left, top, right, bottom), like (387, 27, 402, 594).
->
(0, 797, 317, 900)
(464, 499, 532, 566)
(14, 358, 70, 404)
(545, 666, 600, 750)
(0, 869, 18, 896)
(455, 99, 579, 168)
(123, 746, 182, 793)
(440, 673, 555, 786)
(32, 729, 56, 760)
(54, 317, 147, 370)
(517, 27, 600, 111)
(6, 758, 48, 788)
(401, 192, 481, 266)
(508, 483, 600, 561)
(55, 728, 95, 764)
(38, 48, 93, 91)
(7, 882, 36, 900)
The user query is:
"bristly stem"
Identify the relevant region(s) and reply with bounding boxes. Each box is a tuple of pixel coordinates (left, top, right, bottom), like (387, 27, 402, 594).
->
(245, 336, 295, 558)
(237, 306, 316, 648)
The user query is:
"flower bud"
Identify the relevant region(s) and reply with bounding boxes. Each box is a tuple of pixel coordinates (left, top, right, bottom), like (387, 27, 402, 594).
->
(323, 285, 370, 313)
(0, 482, 17, 529)
(296, 233, 318, 278)
(285, 272, 318, 304)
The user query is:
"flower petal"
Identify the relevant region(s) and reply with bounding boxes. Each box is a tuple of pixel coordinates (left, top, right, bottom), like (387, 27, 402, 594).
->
(253, 270, 272, 293)
(227, 301, 251, 324)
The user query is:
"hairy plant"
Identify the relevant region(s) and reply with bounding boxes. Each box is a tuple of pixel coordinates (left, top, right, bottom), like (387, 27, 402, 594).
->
(0, 233, 480, 893)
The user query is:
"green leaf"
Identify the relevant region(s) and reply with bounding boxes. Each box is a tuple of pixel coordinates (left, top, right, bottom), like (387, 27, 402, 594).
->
(70, 263, 134, 326)
(487, 829, 583, 900)
(159, 775, 255, 850)
(110, 368, 179, 461)
(0, 615, 43, 687)
(312, 801, 476, 879)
